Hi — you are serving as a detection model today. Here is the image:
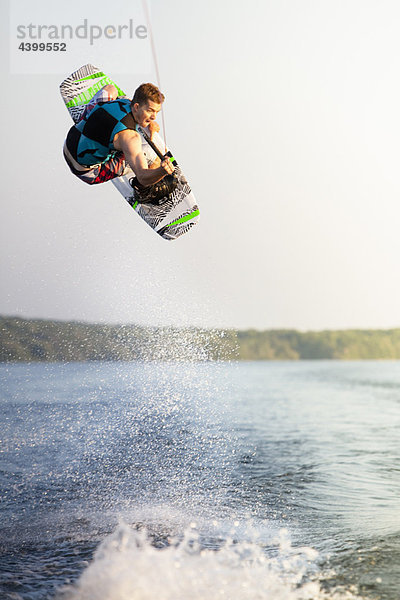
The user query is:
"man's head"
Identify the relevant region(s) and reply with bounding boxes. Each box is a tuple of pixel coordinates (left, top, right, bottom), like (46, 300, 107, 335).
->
(131, 83, 165, 128)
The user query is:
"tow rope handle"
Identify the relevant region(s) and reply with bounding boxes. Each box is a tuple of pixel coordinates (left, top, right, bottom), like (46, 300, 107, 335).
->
(137, 125, 175, 164)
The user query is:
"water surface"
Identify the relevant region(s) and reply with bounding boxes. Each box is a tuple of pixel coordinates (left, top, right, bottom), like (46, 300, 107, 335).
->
(1, 360, 399, 599)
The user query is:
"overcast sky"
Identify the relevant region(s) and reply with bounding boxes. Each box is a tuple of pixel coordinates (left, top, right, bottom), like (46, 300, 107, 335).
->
(2, 0, 400, 330)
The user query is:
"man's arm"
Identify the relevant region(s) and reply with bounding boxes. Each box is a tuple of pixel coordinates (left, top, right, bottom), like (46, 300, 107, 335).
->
(113, 129, 173, 187)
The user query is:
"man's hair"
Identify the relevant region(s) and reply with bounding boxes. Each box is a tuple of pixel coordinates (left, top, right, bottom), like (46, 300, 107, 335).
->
(131, 83, 165, 108)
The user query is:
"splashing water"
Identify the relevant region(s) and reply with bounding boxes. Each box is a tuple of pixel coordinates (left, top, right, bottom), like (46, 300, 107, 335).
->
(58, 522, 362, 600)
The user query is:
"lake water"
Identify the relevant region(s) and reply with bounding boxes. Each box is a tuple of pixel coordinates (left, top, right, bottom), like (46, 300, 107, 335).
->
(1, 360, 399, 599)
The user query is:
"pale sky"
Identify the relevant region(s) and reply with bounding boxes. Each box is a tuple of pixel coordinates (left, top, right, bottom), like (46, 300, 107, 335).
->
(2, 0, 400, 330)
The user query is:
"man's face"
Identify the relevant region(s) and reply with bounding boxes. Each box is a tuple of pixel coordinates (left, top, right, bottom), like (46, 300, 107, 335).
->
(133, 99, 161, 127)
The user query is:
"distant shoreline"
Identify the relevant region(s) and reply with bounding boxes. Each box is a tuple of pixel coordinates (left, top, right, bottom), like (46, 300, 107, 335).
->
(2, 316, 400, 362)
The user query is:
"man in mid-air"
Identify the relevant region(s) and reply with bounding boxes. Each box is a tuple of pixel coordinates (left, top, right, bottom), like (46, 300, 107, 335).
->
(63, 82, 176, 202)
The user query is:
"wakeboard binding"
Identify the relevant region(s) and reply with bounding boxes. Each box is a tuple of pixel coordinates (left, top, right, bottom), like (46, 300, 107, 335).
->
(130, 174, 178, 205)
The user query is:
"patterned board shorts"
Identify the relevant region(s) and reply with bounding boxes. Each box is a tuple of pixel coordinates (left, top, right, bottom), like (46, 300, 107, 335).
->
(63, 87, 131, 185)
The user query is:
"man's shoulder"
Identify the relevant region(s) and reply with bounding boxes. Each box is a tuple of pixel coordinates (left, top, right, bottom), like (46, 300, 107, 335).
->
(113, 125, 140, 152)
(114, 127, 139, 140)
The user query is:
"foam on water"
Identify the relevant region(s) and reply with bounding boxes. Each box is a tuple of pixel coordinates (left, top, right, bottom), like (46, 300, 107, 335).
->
(58, 522, 363, 600)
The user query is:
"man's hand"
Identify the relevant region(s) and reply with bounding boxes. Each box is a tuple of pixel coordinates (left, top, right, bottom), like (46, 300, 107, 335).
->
(148, 121, 160, 141)
(161, 155, 175, 175)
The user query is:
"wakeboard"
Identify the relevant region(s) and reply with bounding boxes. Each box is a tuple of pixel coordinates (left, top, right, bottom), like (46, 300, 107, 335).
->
(60, 64, 199, 240)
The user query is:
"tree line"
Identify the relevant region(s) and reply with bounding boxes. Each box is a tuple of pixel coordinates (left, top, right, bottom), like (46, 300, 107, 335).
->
(2, 316, 400, 362)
